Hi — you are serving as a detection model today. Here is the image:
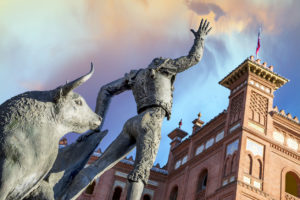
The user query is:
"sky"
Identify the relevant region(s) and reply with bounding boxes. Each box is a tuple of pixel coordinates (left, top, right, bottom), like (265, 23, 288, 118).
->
(1, 0, 299, 166)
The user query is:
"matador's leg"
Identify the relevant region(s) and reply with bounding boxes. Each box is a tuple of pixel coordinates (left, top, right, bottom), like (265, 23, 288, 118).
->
(126, 107, 165, 200)
(62, 119, 136, 200)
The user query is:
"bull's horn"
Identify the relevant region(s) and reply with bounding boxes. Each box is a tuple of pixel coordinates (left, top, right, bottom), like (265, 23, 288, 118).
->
(62, 63, 94, 96)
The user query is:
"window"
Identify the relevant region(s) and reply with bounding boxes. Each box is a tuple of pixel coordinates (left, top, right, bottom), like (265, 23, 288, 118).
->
(285, 171, 300, 198)
(226, 139, 239, 155)
(182, 155, 188, 165)
(143, 194, 151, 200)
(205, 138, 214, 149)
(169, 186, 178, 200)
(112, 187, 122, 200)
(197, 169, 208, 192)
(253, 159, 262, 179)
(216, 131, 224, 142)
(174, 155, 188, 169)
(174, 160, 181, 169)
(195, 145, 204, 155)
(85, 181, 95, 195)
(224, 158, 231, 177)
(258, 159, 262, 179)
(245, 154, 253, 175)
(231, 153, 237, 173)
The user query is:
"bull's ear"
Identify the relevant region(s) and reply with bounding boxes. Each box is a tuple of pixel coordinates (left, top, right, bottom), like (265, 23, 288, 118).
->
(54, 87, 64, 103)
(60, 63, 94, 97)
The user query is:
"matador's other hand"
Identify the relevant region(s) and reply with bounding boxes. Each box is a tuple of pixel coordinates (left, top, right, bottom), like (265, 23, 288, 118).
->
(190, 18, 212, 39)
(76, 127, 101, 142)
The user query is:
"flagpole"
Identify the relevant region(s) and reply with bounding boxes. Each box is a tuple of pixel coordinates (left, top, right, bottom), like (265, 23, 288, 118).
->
(256, 26, 262, 59)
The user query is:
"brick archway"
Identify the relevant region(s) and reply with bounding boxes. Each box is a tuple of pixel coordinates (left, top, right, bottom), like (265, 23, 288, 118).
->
(281, 167, 300, 199)
(169, 185, 178, 200)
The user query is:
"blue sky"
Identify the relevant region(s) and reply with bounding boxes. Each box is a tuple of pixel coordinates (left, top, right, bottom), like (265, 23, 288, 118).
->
(0, 0, 299, 166)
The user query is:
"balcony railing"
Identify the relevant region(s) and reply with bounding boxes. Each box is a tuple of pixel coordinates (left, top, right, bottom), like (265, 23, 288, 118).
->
(285, 192, 300, 200)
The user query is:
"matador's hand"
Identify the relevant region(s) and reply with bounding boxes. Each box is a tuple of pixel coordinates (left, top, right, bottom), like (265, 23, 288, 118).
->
(191, 18, 212, 39)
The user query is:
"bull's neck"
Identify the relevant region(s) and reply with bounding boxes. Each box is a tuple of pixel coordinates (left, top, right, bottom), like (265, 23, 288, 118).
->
(25, 105, 66, 143)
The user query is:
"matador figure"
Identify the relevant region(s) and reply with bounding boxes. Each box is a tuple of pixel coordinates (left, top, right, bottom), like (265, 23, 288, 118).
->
(63, 19, 212, 200)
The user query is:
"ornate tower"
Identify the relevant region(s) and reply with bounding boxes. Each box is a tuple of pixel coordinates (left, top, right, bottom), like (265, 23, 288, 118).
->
(220, 56, 288, 137)
(219, 56, 300, 200)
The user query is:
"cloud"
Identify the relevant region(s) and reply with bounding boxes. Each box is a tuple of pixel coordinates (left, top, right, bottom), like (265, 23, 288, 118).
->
(188, 1, 225, 20)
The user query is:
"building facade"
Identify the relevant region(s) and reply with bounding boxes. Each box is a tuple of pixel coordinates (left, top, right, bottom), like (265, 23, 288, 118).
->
(67, 57, 300, 200)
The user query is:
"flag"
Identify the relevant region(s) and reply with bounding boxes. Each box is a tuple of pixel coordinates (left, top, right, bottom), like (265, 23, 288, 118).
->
(256, 27, 261, 58)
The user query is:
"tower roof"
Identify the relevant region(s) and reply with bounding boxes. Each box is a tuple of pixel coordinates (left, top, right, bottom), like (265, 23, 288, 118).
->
(219, 57, 289, 90)
(168, 128, 188, 140)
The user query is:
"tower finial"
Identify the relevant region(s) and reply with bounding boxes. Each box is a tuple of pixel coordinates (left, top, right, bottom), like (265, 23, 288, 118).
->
(198, 112, 202, 119)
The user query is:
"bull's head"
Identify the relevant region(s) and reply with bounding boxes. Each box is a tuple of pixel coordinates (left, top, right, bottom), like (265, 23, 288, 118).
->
(54, 63, 101, 133)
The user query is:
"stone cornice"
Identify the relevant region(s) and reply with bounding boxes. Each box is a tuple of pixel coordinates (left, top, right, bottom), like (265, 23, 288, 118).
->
(219, 58, 288, 90)
(270, 143, 300, 162)
(272, 111, 300, 134)
(237, 180, 276, 200)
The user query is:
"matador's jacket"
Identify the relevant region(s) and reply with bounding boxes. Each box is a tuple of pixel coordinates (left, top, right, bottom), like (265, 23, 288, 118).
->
(95, 35, 205, 122)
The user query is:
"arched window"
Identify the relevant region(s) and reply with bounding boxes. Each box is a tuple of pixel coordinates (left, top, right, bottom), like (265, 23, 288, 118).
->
(85, 181, 96, 195)
(231, 153, 237, 173)
(143, 194, 151, 200)
(169, 186, 178, 200)
(258, 159, 262, 179)
(285, 171, 300, 198)
(197, 169, 208, 193)
(253, 159, 262, 179)
(245, 154, 252, 175)
(224, 158, 231, 176)
(112, 187, 122, 200)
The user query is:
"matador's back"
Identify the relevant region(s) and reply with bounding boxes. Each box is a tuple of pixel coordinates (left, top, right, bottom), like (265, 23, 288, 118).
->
(127, 58, 177, 120)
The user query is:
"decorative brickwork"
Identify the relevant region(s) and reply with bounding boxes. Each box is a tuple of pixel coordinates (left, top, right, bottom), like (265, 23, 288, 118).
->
(285, 192, 300, 200)
(230, 92, 244, 124)
(249, 90, 268, 126)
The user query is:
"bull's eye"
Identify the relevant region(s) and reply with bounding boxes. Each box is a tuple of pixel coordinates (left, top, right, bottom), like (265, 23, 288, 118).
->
(75, 99, 82, 106)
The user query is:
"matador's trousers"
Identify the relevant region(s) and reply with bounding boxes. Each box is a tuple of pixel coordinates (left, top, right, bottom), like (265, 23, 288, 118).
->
(124, 107, 165, 184)
(81, 107, 166, 188)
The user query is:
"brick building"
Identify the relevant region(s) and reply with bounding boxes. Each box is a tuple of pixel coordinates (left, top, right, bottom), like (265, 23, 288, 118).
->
(63, 56, 300, 200)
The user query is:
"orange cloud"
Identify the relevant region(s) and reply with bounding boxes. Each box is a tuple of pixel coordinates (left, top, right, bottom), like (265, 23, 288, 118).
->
(188, 0, 295, 34)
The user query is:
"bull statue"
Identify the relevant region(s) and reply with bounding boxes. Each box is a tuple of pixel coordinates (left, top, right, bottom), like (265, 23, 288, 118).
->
(0, 64, 102, 200)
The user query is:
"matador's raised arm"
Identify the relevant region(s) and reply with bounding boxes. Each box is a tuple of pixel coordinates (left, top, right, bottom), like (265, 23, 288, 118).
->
(95, 76, 131, 122)
(169, 19, 212, 73)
